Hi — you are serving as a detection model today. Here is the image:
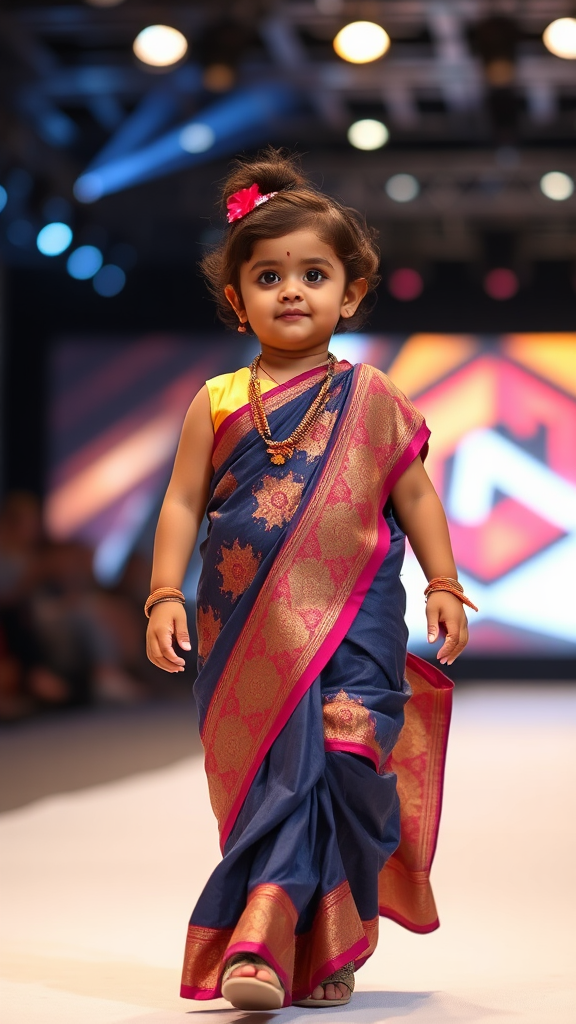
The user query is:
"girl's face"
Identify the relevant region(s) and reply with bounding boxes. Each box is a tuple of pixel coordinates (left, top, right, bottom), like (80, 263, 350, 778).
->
(225, 229, 367, 355)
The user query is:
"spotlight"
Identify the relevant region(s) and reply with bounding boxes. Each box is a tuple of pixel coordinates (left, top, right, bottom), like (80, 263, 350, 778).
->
(543, 18, 576, 59)
(93, 264, 126, 297)
(333, 22, 390, 64)
(0, 185, 7, 213)
(347, 119, 389, 151)
(179, 123, 215, 153)
(483, 268, 518, 300)
(385, 174, 420, 203)
(133, 26, 188, 68)
(540, 171, 574, 201)
(388, 269, 423, 301)
(36, 222, 73, 256)
(67, 245, 103, 280)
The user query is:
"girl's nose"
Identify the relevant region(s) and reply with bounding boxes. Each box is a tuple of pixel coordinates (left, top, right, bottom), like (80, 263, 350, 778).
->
(281, 284, 302, 301)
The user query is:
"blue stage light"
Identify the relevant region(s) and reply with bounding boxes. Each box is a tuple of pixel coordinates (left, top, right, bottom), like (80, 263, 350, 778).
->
(0, 186, 7, 213)
(179, 123, 215, 153)
(93, 264, 126, 296)
(67, 245, 104, 280)
(74, 84, 297, 201)
(37, 222, 73, 256)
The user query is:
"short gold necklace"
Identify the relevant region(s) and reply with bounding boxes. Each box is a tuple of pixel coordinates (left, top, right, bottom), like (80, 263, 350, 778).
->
(248, 353, 336, 465)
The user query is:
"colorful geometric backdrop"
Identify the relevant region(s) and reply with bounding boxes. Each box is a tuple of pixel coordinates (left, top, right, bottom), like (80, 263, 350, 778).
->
(46, 333, 576, 657)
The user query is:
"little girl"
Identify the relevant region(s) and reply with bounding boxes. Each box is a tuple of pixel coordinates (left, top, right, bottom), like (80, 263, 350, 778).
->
(146, 149, 476, 1011)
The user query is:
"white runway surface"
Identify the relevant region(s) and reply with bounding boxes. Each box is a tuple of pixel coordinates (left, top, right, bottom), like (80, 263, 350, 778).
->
(1, 686, 575, 1024)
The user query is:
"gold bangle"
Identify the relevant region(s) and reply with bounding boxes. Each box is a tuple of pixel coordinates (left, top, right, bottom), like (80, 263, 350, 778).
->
(424, 577, 478, 613)
(145, 587, 185, 618)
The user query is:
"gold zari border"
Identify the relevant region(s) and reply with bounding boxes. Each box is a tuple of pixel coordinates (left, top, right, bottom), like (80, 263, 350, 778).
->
(378, 658, 451, 930)
(181, 922, 233, 994)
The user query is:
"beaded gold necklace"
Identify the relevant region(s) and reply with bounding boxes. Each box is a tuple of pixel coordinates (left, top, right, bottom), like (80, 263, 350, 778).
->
(248, 352, 337, 465)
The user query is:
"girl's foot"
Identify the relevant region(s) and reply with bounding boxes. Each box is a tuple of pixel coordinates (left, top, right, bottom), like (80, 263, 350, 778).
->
(293, 961, 355, 1007)
(310, 981, 351, 1001)
(221, 954, 284, 1010)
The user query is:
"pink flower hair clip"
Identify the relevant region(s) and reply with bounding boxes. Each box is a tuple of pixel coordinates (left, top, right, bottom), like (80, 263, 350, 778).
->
(226, 182, 279, 224)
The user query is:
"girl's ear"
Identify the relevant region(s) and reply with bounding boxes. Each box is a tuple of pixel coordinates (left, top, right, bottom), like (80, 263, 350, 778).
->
(340, 277, 369, 319)
(224, 284, 246, 321)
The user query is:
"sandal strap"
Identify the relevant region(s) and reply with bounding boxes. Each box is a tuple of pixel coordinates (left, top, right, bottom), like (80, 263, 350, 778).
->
(322, 961, 355, 992)
(222, 953, 281, 988)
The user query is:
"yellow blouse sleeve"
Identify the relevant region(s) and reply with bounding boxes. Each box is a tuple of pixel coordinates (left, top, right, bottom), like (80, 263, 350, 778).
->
(206, 367, 275, 434)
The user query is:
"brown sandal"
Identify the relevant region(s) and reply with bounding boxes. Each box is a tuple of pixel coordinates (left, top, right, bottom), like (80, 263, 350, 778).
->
(293, 961, 355, 1008)
(221, 952, 284, 1010)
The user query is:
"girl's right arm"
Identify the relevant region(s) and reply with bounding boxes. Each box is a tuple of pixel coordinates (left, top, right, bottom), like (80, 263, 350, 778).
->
(146, 385, 214, 673)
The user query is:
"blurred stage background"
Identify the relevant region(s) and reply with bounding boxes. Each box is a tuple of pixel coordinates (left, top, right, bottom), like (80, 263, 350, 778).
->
(1, 0, 575, 719)
(0, 4, 575, 1022)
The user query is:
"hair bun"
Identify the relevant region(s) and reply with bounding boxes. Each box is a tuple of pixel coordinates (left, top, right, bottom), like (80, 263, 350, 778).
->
(219, 147, 311, 215)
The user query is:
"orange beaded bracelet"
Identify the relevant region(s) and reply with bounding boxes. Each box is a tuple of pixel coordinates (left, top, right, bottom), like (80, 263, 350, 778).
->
(144, 587, 185, 618)
(424, 576, 478, 612)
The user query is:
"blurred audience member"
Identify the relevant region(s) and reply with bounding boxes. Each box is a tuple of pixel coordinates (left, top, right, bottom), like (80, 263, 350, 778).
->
(0, 491, 173, 720)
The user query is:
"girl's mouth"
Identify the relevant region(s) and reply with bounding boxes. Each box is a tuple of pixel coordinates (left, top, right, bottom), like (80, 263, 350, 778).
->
(277, 310, 309, 320)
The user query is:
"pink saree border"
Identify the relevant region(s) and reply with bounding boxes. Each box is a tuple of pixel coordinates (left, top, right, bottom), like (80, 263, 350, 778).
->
(378, 905, 439, 935)
(180, 932, 370, 1005)
(219, 418, 431, 849)
(324, 738, 380, 771)
(180, 983, 218, 1000)
(212, 360, 353, 450)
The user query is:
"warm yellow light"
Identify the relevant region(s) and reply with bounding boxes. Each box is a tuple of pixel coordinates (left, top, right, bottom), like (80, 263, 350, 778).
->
(133, 25, 188, 67)
(347, 119, 389, 150)
(540, 171, 574, 201)
(333, 21, 390, 64)
(543, 17, 576, 59)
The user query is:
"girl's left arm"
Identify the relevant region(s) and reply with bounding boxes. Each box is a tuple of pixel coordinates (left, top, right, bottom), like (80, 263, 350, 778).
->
(391, 455, 469, 665)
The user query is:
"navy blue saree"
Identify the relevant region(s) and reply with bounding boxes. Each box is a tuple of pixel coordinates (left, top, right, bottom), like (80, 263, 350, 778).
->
(181, 361, 453, 1005)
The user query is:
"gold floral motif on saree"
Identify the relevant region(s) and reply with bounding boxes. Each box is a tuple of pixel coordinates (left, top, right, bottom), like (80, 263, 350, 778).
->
(296, 408, 338, 463)
(202, 365, 426, 835)
(293, 880, 366, 995)
(253, 472, 305, 531)
(196, 605, 222, 664)
(323, 690, 383, 770)
(216, 539, 261, 601)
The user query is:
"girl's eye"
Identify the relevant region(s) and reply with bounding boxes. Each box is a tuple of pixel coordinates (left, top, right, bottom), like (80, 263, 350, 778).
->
(304, 269, 325, 283)
(258, 271, 280, 285)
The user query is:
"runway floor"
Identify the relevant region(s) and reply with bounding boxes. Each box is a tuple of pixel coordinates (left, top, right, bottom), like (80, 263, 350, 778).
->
(1, 684, 575, 1024)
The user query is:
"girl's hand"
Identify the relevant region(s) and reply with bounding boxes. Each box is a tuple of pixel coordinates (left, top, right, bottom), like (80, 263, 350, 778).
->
(146, 602, 191, 673)
(426, 591, 469, 666)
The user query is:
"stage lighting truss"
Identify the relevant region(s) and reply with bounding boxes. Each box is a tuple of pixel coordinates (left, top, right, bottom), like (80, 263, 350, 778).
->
(2, 0, 576, 271)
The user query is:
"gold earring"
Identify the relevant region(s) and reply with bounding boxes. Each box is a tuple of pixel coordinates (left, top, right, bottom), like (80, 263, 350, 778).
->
(237, 320, 247, 333)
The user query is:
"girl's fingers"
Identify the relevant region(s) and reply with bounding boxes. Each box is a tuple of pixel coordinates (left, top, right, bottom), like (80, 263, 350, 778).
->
(426, 602, 440, 643)
(158, 629, 185, 666)
(147, 630, 186, 672)
(438, 621, 469, 665)
(174, 610, 192, 651)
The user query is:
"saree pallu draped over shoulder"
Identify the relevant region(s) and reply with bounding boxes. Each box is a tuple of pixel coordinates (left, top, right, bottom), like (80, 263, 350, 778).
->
(181, 361, 453, 1006)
